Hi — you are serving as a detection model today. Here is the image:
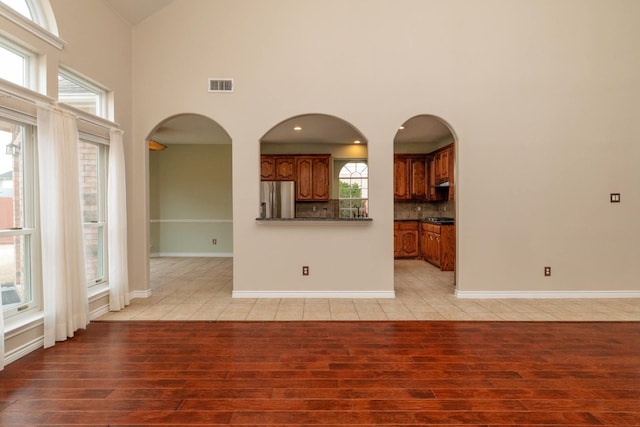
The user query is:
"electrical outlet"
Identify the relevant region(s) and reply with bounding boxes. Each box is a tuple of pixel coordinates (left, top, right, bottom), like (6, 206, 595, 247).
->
(610, 193, 621, 203)
(302, 266, 309, 276)
(212, 238, 217, 245)
(544, 266, 551, 277)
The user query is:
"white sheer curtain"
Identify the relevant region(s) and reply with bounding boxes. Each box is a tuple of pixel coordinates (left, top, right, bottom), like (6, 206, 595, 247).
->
(37, 104, 88, 348)
(108, 128, 129, 311)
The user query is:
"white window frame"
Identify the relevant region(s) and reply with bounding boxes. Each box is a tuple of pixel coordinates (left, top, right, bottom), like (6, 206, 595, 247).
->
(58, 68, 109, 119)
(0, 115, 42, 322)
(338, 161, 368, 219)
(0, 38, 36, 89)
(0, 0, 63, 50)
(78, 137, 109, 290)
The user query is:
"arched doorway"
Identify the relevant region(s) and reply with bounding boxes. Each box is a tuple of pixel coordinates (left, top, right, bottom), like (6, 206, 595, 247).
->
(146, 113, 233, 290)
(393, 114, 457, 294)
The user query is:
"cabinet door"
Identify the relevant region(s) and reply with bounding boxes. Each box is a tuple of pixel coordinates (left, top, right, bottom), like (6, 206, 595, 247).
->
(410, 157, 427, 200)
(427, 155, 445, 202)
(295, 157, 313, 200)
(439, 149, 450, 181)
(260, 156, 276, 181)
(311, 156, 330, 200)
(394, 157, 409, 200)
(400, 230, 420, 258)
(393, 227, 401, 258)
(447, 146, 455, 201)
(275, 157, 295, 181)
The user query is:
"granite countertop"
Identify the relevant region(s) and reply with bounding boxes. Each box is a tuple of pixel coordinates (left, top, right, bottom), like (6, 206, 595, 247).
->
(256, 217, 373, 222)
(395, 217, 454, 225)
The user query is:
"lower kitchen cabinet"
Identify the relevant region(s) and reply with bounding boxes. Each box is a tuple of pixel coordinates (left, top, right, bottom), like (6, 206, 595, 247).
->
(421, 222, 455, 271)
(394, 221, 420, 258)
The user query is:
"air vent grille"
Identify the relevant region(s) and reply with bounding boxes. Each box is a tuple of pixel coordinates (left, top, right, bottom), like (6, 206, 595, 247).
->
(208, 78, 234, 93)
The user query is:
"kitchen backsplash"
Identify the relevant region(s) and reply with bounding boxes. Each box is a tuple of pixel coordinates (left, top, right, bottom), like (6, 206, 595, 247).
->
(394, 200, 454, 220)
(296, 199, 454, 219)
(296, 200, 337, 218)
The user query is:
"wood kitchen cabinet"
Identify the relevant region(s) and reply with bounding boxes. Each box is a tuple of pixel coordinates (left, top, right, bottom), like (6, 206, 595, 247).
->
(295, 155, 330, 201)
(394, 155, 427, 201)
(421, 222, 455, 271)
(393, 156, 410, 200)
(435, 148, 450, 183)
(394, 221, 420, 258)
(426, 154, 446, 202)
(260, 156, 295, 181)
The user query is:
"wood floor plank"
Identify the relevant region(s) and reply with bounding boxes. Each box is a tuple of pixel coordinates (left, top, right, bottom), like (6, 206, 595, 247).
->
(0, 320, 638, 426)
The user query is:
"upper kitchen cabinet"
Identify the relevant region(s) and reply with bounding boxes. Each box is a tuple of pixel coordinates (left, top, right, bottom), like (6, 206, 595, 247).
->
(394, 154, 427, 201)
(295, 155, 330, 201)
(260, 155, 295, 181)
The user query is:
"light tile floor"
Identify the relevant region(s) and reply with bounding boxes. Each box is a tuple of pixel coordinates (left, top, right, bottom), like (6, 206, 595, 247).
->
(97, 257, 640, 322)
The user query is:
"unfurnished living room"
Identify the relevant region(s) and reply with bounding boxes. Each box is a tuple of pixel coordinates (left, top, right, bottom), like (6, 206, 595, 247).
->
(0, 0, 639, 426)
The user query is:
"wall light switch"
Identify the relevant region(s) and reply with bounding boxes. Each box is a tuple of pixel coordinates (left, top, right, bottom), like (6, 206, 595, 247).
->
(610, 193, 621, 203)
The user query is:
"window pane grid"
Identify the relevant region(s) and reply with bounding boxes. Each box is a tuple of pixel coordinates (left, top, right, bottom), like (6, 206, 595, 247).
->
(338, 162, 368, 219)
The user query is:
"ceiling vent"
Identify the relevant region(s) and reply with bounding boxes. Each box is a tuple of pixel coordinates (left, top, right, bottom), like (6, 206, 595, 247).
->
(208, 78, 234, 93)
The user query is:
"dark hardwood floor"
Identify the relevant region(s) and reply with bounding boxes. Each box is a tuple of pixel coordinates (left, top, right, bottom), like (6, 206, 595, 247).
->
(1, 321, 639, 426)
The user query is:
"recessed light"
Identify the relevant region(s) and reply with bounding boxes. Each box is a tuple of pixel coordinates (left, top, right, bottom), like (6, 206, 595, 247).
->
(293, 126, 302, 131)
(398, 126, 405, 130)
(353, 140, 361, 144)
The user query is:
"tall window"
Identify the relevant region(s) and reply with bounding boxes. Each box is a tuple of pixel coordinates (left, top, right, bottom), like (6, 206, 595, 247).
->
(0, 117, 39, 317)
(78, 140, 108, 289)
(338, 161, 368, 218)
(58, 69, 107, 118)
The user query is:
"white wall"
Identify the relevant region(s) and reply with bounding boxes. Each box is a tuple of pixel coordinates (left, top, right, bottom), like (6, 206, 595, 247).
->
(129, 0, 640, 296)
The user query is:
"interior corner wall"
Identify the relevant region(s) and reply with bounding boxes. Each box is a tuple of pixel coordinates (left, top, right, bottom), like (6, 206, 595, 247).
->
(129, 0, 640, 296)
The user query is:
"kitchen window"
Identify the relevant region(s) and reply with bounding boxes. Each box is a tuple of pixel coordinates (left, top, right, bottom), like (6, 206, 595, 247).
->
(338, 161, 368, 218)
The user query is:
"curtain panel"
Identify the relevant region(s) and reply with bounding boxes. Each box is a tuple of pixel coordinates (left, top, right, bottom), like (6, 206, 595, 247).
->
(36, 104, 89, 347)
(108, 128, 130, 311)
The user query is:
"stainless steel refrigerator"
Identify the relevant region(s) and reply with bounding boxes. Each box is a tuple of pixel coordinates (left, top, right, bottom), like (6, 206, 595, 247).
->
(260, 181, 295, 219)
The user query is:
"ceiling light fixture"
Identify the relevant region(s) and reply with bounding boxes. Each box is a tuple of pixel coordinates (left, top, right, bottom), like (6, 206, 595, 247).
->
(148, 139, 167, 151)
(293, 126, 302, 131)
(398, 126, 405, 130)
(353, 140, 361, 144)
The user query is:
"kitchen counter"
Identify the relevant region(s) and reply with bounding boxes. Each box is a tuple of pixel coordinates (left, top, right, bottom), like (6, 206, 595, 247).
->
(256, 217, 373, 223)
(395, 218, 454, 225)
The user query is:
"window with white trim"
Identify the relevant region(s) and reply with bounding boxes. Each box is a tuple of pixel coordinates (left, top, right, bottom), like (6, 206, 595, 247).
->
(338, 161, 368, 218)
(0, 0, 31, 18)
(58, 69, 108, 118)
(0, 116, 40, 318)
(78, 139, 108, 289)
(0, 40, 34, 88)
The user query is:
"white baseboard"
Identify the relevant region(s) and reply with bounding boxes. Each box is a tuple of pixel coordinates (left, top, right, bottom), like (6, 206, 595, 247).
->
(4, 336, 44, 366)
(130, 289, 152, 299)
(232, 290, 396, 299)
(455, 290, 640, 299)
(90, 303, 110, 320)
(150, 252, 233, 258)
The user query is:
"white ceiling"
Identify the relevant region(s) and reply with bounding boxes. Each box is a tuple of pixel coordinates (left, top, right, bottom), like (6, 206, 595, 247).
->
(104, 0, 173, 25)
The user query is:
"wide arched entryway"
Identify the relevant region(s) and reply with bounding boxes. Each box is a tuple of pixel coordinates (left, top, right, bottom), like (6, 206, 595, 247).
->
(146, 114, 233, 297)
